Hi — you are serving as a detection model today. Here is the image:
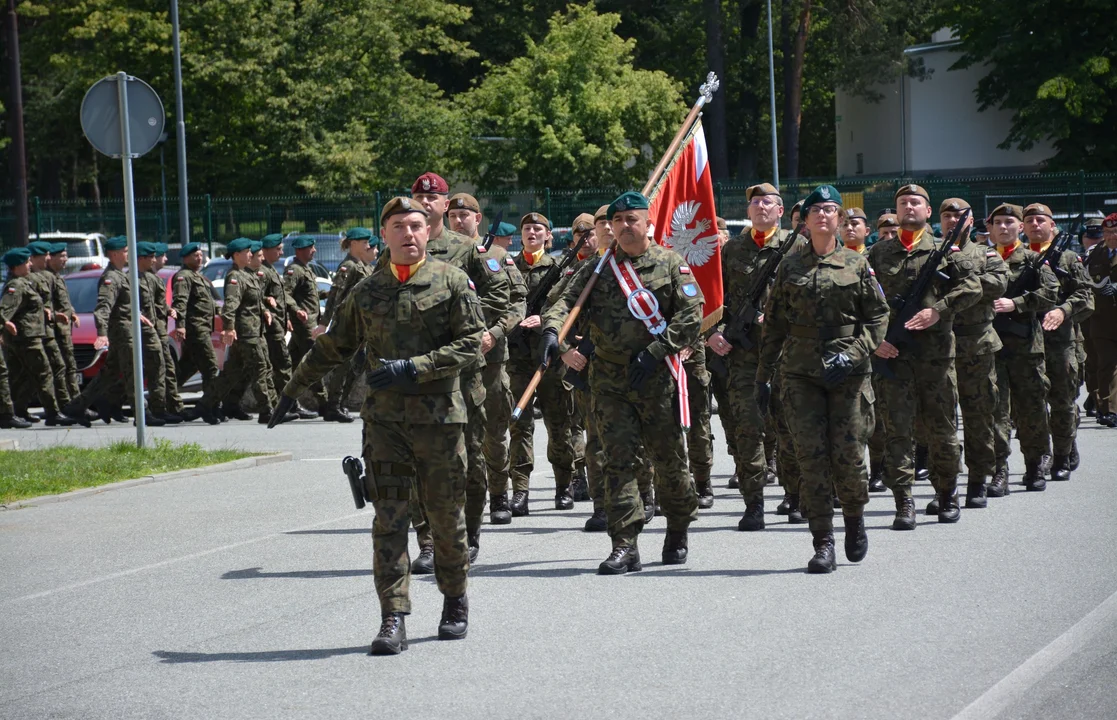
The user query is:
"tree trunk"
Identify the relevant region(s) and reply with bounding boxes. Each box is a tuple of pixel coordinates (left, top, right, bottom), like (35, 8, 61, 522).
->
(704, 0, 729, 182)
(782, 0, 811, 180)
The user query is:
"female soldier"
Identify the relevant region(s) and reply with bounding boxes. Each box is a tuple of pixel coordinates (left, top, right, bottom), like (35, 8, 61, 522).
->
(757, 186, 888, 573)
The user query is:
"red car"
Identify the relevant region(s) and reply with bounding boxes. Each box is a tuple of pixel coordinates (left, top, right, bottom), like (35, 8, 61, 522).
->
(65, 267, 226, 387)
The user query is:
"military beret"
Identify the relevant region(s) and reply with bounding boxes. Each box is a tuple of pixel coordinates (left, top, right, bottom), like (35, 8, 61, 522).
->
(1103, 213, 1117, 229)
(571, 213, 595, 234)
(50, 242, 68, 254)
(790, 200, 804, 215)
(845, 207, 868, 222)
(802, 184, 842, 209)
(2, 247, 31, 267)
(154, 242, 169, 255)
(895, 184, 931, 203)
(989, 203, 1023, 220)
(1084, 223, 1103, 238)
(104, 236, 129, 251)
(876, 214, 900, 230)
(973, 218, 989, 234)
(369, 234, 382, 248)
(716, 217, 727, 231)
(344, 227, 373, 241)
(939, 198, 971, 213)
(448, 193, 480, 213)
(607, 191, 650, 219)
(290, 235, 317, 249)
(520, 212, 550, 229)
(27, 241, 52, 256)
(225, 238, 254, 258)
(1085, 217, 1103, 228)
(260, 234, 284, 249)
(496, 222, 517, 237)
(380, 196, 430, 225)
(746, 182, 783, 204)
(136, 241, 158, 257)
(181, 241, 202, 256)
(249, 241, 262, 253)
(594, 205, 610, 222)
(1023, 203, 1053, 219)
(411, 172, 449, 195)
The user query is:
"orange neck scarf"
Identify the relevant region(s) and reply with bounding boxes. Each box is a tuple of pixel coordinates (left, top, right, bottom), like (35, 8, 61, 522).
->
(752, 226, 777, 249)
(1029, 239, 1052, 254)
(390, 257, 426, 283)
(523, 247, 545, 266)
(899, 226, 925, 252)
(996, 240, 1021, 260)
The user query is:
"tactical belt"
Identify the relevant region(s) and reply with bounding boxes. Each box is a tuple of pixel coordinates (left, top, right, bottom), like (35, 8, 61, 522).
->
(953, 321, 992, 337)
(788, 323, 858, 340)
(364, 373, 460, 394)
(592, 347, 633, 365)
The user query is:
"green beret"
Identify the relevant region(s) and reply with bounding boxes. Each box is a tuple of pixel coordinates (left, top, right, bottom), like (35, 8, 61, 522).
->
(225, 238, 254, 258)
(154, 242, 169, 255)
(180, 242, 202, 256)
(136, 241, 158, 257)
(50, 242, 68, 254)
(369, 234, 382, 248)
(28, 241, 52, 256)
(104, 236, 129, 251)
(607, 191, 650, 219)
(248, 241, 262, 253)
(496, 222, 518, 237)
(380, 196, 430, 225)
(2, 247, 31, 268)
(344, 227, 373, 241)
(290, 235, 316, 249)
(802, 184, 843, 209)
(259, 234, 284, 249)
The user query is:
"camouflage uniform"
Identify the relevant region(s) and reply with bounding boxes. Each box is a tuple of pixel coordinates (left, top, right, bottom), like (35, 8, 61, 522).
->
(322, 254, 373, 413)
(70, 265, 144, 414)
(170, 266, 220, 410)
(216, 266, 278, 412)
(868, 229, 980, 499)
(261, 259, 297, 394)
(146, 269, 185, 416)
(759, 243, 887, 530)
(29, 268, 70, 406)
(544, 242, 700, 549)
(683, 343, 714, 493)
(48, 267, 82, 399)
(1086, 244, 1117, 415)
(137, 266, 169, 415)
(0, 337, 13, 417)
(2, 274, 65, 416)
(285, 257, 484, 615)
(481, 254, 526, 502)
(284, 259, 328, 410)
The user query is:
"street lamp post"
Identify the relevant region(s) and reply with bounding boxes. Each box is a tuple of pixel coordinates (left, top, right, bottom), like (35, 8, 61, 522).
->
(766, 0, 780, 189)
(170, 0, 190, 243)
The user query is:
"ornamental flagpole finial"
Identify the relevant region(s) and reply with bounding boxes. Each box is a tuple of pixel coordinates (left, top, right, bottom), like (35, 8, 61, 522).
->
(700, 72, 720, 104)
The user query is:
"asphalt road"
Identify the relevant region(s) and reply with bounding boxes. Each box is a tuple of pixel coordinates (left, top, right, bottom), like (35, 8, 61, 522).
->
(2, 411, 1116, 720)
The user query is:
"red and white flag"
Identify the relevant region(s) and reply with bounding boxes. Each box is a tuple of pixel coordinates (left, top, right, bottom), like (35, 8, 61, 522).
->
(647, 120, 723, 323)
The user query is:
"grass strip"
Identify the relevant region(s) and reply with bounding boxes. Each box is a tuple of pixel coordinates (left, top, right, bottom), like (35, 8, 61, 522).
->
(0, 438, 258, 504)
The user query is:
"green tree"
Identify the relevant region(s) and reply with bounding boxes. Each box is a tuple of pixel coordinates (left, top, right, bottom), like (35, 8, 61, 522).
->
(462, 3, 686, 190)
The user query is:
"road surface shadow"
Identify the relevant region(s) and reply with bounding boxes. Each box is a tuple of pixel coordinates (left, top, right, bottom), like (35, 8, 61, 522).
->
(222, 567, 370, 580)
(152, 639, 438, 664)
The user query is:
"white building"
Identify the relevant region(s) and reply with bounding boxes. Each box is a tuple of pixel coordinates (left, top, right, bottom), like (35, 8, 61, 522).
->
(835, 30, 1055, 177)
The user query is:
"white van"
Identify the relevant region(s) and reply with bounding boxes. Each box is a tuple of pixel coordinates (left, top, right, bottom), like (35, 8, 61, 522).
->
(28, 231, 108, 274)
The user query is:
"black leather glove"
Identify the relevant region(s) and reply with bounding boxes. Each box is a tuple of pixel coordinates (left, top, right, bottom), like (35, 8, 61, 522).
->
(822, 352, 854, 386)
(267, 395, 296, 429)
(628, 349, 659, 391)
(1099, 282, 1117, 297)
(368, 359, 418, 389)
(537, 328, 559, 368)
(755, 381, 772, 416)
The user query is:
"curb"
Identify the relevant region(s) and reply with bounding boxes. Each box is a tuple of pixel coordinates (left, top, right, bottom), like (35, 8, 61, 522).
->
(1, 452, 293, 511)
(0, 439, 18, 451)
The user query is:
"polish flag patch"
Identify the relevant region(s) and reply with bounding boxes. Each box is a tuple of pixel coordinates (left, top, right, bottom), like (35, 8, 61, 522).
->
(679, 265, 691, 274)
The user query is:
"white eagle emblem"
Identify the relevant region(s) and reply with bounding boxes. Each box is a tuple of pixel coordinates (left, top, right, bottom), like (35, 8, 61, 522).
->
(664, 201, 717, 266)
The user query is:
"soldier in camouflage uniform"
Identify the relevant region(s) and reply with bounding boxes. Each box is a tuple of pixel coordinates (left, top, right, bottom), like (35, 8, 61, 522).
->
(0, 322, 33, 428)
(759, 185, 888, 573)
(707, 183, 804, 530)
(151, 243, 188, 421)
(46, 243, 83, 401)
(276, 196, 484, 654)
(1086, 215, 1117, 427)
(865, 214, 900, 486)
(543, 191, 700, 574)
(709, 217, 739, 488)
(170, 242, 221, 423)
(1022, 203, 1094, 481)
(1080, 220, 1104, 419)
(869, 184, 981, 529)
(284, 236, 329, 413)
(135, 242, 174, 423)
(989, 203, 1059, 493)
(26, 242, 71, 409)
(317, 228, 378, 423)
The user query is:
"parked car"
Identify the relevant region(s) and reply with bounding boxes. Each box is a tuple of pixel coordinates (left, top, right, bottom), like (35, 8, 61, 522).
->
(29, 231, 108, 274)
(204, 257, 332, 312)
(65, 267, 226, 389)
(282, 232, 345, 273)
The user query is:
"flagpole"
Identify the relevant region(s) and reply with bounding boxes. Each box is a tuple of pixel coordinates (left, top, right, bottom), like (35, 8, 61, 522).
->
(511, 73, 721, 422)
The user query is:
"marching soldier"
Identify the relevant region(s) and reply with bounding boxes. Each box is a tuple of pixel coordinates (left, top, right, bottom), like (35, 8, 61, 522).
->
(1022, 203, 1094, 480)
(869, 184, 981, 528)
(46, 243, 83, 401)
(258, 234, 317, 421)
(274, 196, 484, 654)
(542, 191, 700, 574)
(170, 242, 221, 424)
(1086, 214, 1117, 427)
(989, 204, 1059, 493)
(938, 199, 1007, 508)
(27, 242, 71, 409)
(876, 213, 899, 242)
(0, 326, 32, 428)
(3, 247, 84, 426)
(447, 193, 484, 241)
(710, 217, 739, 489)
(758, 185, 887, 572)
(151, 243, 188, 421)
(284, 236, 329, 414)
(135, 242, 176, 424)
(841, 207, 871, 255)
(1080, 220, 1103, 418)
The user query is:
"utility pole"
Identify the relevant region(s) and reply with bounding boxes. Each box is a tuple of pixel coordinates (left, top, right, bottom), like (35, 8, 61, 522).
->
(170, 0, 190, 244)
(5, 0, 29, 244)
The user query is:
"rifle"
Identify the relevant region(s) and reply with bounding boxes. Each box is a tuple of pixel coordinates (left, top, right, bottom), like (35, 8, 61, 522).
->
(342, 455, 368, 509)
(993, 217, 1077, 339)
(708, 222, 805, 377)
(873, 208, 971, 379)
(507, 230, 590, 356)
(481, 210, 505, 251)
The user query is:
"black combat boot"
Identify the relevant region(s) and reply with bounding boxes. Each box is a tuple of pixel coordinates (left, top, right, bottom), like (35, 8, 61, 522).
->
(695, 477, 714, 509)
(988, 462, 1010, 497)
(937, 490, 961, 523)
(1068, 441, 1080, 471)
(43, 411, 80, 427)
(583, 506, 607, 532)
(868, 462, 886, 493)
(1100, 412, 1117, 427)
(807, 529, 837, 574)
(776, 494, 792, 515)
(369, 613, 407, 655)
(489, 494, 512, 525)
(766, 456, 778, 485)
(662, 530, 688, 565)
(509, 490, 530, 517)
(737, 501, 765, 531)
(321, 406, 354, 423)
(294, 403, 318, 420)
(16, 410, 41, 424)
(843, 515, 868, 563)
(915, 445, 930, 482)
(570, 467, 590, 501)
(1023, 460, 1046, 492)
(0, 413, 32, 429)
(224, 405, 251, 421)
(437, 595, 468, 640)
(892, 493, 916, 531)
(159, 412, 184, 425)
(965, 474, 988, 509)
(555, 484, 574, 510)
(641, 491, 654, 523)
(786, 495, 805, 524)
(1050, 455, 1071, 482)
(926, 495, 940, 515)
(467, 529, 480, 564)
(598, 545, 642, 575)
(410, 545, 435, 574)
(1084, 394, 1096, 417)
(727, 472, 739, 489)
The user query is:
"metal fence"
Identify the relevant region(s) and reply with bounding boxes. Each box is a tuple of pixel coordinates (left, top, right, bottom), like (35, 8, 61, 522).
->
(4, 171, 1115, 254)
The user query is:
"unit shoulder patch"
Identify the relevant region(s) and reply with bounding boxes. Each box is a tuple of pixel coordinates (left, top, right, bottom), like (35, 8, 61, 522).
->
(486, 258, 501, 273)
(682, 283, 698, 297)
